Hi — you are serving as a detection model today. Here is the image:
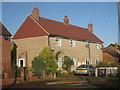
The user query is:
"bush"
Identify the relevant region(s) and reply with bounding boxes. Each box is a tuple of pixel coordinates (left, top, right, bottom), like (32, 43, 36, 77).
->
(15, 68, 21, 77)
(32, 56, 46, 77)
(56, 71, 75, 78)
(38, 46, 58, 75)
(68, 71, 75, 75)
(62, 56, 74, 72)
(0, 74, 4, 79)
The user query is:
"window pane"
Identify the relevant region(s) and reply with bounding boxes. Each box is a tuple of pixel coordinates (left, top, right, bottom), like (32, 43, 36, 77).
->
(86, 42, 89, 48)
(70, 40, 75, 47)
(86, 58, 90, 65)
(55, 37, 61, 46)
(96, 59, 100, 65)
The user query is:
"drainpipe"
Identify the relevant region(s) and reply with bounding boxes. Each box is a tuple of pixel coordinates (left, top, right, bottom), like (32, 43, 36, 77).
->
(88, 40, 91, 64)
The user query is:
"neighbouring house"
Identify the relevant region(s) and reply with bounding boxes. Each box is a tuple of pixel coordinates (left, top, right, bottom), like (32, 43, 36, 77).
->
(12, 8, 103, 71)
(0, 23, 12, 74)
(103, 44, 120, 63)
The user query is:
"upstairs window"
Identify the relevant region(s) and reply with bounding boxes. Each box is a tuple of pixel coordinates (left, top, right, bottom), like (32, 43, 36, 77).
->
(86, 41, 89, 48)
(95, 43, 99, 49)
(70, 39, 75, 47)
(55, 37, 61, 46)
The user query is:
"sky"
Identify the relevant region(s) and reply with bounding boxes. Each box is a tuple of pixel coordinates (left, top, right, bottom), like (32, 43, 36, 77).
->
(2, 2, 119, 47)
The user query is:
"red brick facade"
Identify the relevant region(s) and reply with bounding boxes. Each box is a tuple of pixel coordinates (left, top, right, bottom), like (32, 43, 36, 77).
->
(103, 44, 120, 63)
(1, 36, 12, 72)
(103, 52, 116, 63)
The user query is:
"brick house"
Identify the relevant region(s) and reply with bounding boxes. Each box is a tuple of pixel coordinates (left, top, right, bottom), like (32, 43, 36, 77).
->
(13, 8, 103, 71)
(0, 23, 12, 73)
(103, 44, 120, 63)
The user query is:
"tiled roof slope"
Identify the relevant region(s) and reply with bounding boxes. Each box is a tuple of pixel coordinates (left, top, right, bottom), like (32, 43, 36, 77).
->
(12, 15, 48, 39)
(13, 15, 103, 43)
(103, 48, 120, 57)
(0, 23, 12, 36)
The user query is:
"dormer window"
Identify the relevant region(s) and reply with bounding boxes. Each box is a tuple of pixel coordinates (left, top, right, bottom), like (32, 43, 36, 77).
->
(55, 37, 61, 46)
(70, 39, 75, 47)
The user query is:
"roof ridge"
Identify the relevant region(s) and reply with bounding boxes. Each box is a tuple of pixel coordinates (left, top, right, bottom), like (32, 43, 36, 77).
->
(39, 16, 88, 30)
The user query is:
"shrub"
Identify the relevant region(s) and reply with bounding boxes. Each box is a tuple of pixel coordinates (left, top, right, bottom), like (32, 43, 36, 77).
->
(0, 73, 4, 79)
(62, 56, 74, 72)
(15, 68, 21, 77)
(38, 46, 58, 75)
(68, 71, 75, 75)
(32, 56, 46, 77)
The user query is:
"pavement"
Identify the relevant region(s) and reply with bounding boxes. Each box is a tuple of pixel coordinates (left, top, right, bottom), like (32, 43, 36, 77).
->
(2, 78, 109, 89)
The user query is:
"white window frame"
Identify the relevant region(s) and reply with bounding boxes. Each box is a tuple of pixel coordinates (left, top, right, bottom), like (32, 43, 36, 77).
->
(95, 43, 99, 49)
(58, 57, 62, 67)
(96, 58, 100, 65)
(55, 37, 61, 46)
(85, 58, 91, 65)
(72, 58, 76, 66)
(70, 39, 75, 47)
(18, 58, 26, 67)
(85, 41, 89, 48)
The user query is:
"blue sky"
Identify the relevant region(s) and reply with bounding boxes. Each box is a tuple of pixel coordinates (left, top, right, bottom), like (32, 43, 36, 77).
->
(2, 2, 118, 46)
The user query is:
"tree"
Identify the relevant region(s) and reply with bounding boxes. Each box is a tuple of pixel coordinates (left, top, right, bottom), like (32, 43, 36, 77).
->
(11, 42, 17, 66)
(32, 56, 46, 77)
(63, 56, 74, 72)
(55, 51, 62, 60)
(38, 46, 58, 75)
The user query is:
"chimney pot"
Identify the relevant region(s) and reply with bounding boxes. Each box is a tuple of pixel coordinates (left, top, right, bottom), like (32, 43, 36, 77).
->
(64, 16, 69, 25)
(32, 8, 40, 22)
(88, 24, 93, 33)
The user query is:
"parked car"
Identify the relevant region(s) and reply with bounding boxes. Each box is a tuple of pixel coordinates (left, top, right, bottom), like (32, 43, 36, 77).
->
(75, 64, 96, 76)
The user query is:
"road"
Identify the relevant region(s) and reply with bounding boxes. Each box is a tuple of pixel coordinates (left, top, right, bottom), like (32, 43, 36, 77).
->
(2, 80, 93, 89)
(2, 75, 94, 89)
(2, 75, 119, 89)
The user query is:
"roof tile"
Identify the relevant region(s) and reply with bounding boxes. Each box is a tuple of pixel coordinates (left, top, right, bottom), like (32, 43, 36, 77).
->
(13, 15, 103, 43)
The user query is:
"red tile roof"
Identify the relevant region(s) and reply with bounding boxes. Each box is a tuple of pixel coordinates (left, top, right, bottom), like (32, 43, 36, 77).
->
(12, 15, 48, 39)
(13, 15, 103, 43)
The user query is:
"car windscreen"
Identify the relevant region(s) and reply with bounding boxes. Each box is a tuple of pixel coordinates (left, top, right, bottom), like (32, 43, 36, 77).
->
(77, 65, 88, 68)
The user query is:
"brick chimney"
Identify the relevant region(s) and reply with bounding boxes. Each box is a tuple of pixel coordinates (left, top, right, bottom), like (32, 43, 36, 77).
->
(88, 24, 93, 33)
(64, 16, 69, 25)
(32, 8, 40, 22)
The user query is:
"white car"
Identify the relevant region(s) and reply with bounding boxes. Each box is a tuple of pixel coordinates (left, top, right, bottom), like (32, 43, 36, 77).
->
(75, 64, 96, 76)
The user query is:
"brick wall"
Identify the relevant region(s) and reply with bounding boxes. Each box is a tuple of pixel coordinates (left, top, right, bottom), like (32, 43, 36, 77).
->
(0, 36, 2, 74)
(1, 36, 12, 72)
(14, 36, 103, 71)
(14, 36, 48, 68)
(49, 37, 103, 70)
(103, 52, 116, 63)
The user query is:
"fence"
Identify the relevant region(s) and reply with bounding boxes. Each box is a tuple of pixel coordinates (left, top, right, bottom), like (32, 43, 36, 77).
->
(95, 67, 118, 77)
